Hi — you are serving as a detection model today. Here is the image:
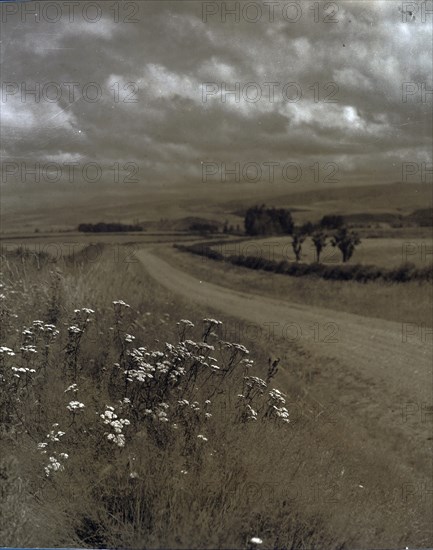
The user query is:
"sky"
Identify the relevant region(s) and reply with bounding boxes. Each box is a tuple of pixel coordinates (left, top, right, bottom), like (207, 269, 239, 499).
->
(0, 0, 432, 188)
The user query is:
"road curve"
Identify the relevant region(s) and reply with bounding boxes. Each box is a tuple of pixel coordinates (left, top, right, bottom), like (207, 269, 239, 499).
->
(136, 248, 432, 405)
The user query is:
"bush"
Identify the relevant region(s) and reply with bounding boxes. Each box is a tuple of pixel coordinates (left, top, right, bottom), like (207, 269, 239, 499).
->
(177, 245, 433, 283)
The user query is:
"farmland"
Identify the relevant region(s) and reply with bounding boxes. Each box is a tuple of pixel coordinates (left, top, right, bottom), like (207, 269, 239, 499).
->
(1, 181, 432, 548)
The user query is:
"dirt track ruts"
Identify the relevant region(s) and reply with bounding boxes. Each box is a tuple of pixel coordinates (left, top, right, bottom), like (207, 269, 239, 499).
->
(137, 248, 432, 406)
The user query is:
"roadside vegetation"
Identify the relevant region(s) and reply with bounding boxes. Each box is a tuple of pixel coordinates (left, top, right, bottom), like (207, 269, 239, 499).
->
(175, 243, 433, 283)
(0, 246, 345, 549)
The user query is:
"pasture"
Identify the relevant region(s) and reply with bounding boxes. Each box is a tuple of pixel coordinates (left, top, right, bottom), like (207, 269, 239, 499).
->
(210, 235, 433, 268)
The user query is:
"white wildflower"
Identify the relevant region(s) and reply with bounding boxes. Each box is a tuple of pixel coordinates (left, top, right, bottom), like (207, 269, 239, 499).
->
(67, 400, 85, 412)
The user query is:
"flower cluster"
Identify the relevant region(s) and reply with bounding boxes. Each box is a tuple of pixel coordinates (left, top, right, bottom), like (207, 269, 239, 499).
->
(267, 389, 290, 424)
(100, 405, 130, 447)
(67, 400, 85, 413)
(44, 453, 69, 477)
(0, 346, 15, 356)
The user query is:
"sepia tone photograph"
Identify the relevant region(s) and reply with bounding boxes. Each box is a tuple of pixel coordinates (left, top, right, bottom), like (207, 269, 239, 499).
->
(0, 0, 432, 548)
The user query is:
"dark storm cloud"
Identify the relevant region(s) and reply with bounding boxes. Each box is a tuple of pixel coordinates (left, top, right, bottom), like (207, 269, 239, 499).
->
(1, 0, 431, 185)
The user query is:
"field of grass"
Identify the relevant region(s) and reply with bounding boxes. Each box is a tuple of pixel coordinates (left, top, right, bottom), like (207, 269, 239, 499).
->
(1, 181, 431, 234)
(0, 246, 346, 549)
(1, 245, 431, 548)
(210, 236, 433, 268)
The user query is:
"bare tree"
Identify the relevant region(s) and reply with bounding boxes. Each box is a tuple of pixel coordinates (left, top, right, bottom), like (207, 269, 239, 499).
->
(291, 230, 306, 262)
(312, 230, 327, 262)
(331, 227, 361, 262)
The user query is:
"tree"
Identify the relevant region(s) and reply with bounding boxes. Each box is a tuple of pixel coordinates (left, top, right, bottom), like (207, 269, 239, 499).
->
(311, 230, 327, 262)
(320, 215, 344, 230)
(300, 221, 314, 235)
(244, 205, 293, 236)
(291, 230, 306, 262)
(331, 227, 361, 262)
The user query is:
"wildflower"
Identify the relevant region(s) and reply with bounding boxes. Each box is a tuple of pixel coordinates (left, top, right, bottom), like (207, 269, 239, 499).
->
(107, 433, 125, 447)
(81, 308, 95, 314)
(0, 346, 15, 356)
(64, 384, 78, 393)
(113, 300, 130, 308)
(68, 326, 82, 334)
(250, 537, 263, 545)
(232, 343, 249, 354)
(129, 471, 139, 479)
(44, 456, 65, 477)
(178, 319, 194, 328)
(12, 366, 36, 376)
(46, 428, 65, 442)
(198, 342, 215, 351)
(197, 434, 208, 442)
(180, 470, 188, 475)
(67, 400, 85, 412)
(203, 318, 223, 326)
(204, 413, 212, 419)
(20, 344, 37, 353)
(246, 404, 257, 421)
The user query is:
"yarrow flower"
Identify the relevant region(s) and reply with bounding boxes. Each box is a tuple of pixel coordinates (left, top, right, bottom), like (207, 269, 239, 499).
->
(197, 434, 208, 442)
(44, 452, 69, 477)
(178, 319, 194, 328)
(20, 344, 37, 353)
(250, 537, 263, 545)
(113, 300, 130, 308)
(101, 406, 130, 447)
(67, 400, 85, 412)
(203, 318, 223, 326)
(0, 346, 15, 356)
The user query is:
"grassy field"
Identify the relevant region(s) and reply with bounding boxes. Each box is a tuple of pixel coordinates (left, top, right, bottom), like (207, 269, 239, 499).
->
(0, 246, 343, 548)
(1, 244, 431, 548)
(210, 235, 433, 268)
(1, 181, 431, 234)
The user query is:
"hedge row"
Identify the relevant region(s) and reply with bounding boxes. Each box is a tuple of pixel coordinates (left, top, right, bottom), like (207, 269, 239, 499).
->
(175, 244, 433, 283)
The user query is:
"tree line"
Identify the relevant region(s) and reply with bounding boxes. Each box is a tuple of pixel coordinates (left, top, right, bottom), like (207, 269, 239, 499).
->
(244, 206, 361, 263)
(78, 222, 143, 233)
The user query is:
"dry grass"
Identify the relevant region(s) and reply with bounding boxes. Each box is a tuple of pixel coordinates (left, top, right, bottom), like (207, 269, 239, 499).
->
(0, 247, 346, 549)
(211, 236, 432, 268)
(159, 245, 433, 327)
(1, 245, 430, 549)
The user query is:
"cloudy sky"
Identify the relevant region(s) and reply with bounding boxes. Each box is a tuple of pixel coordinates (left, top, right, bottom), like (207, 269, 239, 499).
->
(1, 0, 432, 187)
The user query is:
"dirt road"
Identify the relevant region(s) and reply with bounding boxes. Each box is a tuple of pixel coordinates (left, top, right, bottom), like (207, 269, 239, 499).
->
(137, 248, 431, 404)
(137, 247, 433, 544)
